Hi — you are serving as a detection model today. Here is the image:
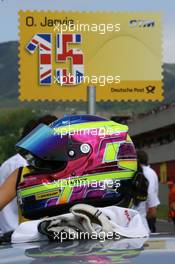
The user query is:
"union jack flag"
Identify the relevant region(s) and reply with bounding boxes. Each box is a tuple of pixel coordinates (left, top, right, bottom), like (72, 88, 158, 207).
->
(56, 34, 84, 85)
(26, 34, 52, 85)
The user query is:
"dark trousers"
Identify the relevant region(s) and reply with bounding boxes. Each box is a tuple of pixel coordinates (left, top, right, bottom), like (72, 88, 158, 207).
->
(147, 217, 156, 233)
(172, 218, 175, 226)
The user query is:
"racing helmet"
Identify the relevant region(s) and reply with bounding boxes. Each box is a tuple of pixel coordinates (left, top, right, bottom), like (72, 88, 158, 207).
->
(16, 115, 137, 219)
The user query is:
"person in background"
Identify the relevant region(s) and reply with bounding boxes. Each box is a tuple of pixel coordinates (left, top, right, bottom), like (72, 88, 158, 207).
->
(0, 115, 57, 234)
(168, 181, 175, 226)
(136, 150, 160, 233)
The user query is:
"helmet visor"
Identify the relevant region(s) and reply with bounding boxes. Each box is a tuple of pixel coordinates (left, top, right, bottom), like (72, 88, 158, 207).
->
(16, 124, 70, 161)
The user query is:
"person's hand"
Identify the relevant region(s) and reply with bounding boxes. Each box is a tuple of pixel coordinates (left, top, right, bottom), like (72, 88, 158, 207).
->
(147, 207, 157, 218)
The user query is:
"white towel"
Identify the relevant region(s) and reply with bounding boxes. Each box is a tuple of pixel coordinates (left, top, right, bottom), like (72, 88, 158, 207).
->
(11, 219, 47, 243)
(11, 204, 149, 243)
(100, 206, 149, 237)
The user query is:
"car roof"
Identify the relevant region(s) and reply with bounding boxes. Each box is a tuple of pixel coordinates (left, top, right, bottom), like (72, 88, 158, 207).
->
(0, 233, 175, 264)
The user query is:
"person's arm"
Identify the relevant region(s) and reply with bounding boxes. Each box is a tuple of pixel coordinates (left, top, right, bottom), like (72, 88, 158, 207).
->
(146, 172, 160, 218)
(0, 169, 19, 210)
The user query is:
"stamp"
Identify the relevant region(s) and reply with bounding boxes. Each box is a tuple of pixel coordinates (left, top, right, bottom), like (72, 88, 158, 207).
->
(19, 11, 163, 101)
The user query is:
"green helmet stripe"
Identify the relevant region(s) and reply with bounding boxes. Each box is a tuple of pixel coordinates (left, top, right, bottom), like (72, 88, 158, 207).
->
(18, 170, 135, 198)
(53, 121, 128, 135)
